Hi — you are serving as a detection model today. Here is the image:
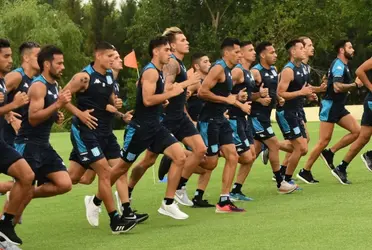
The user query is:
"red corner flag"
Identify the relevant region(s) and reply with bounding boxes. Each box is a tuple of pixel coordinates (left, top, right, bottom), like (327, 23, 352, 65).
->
(123, 50, 138, 69)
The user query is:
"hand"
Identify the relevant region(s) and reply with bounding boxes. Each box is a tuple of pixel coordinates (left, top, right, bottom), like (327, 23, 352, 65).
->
(278, 96, 285, 106)
(122, 110, 134, 124)
(7, 112, 22, 134)
(162, 99, 169, 108)
(355, 77, 363, 88)
(300, 84, 313, 96)
(186, 90, 192, 99)
(56, 89, 71, 108)
(56, 111, 64, 124)
(226, 94, 237, 105)
(241, 101, 252, 114)
(12, 92, 29, 108)
(114, 95, 123, 109)
(188, 72, 201, 86)
(0, 92, 4, 103)
(79, 109, 98, 130)
(258, 97, 272, 106)
(170, 84, 184, 97)
(223, 110, 230, 119)
(307, 93, 318, 102)
(259, 85, 268, 97)
(237, 87, 248, 102)
(106, 104, 117, 113)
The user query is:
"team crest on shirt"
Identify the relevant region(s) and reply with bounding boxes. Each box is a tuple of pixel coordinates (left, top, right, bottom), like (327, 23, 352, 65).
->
(106, 75, 113, 85)
(24, 83, 29, 88)
(94, 79, 101, 84)
(48, 90, 58, 99)
(271, 70, 277, 76)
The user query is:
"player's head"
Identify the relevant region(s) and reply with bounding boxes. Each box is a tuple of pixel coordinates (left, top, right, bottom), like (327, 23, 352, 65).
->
(298, 36, 314, 58)
(19, 41, 41, 71)
(162, 27, 189, 55)
(191, 52, 210, 74)
(149, 36, 171, 65)
(335, 39, 354, 60)
(0, 39, 12, 74)
(240, 41, 256, 63)
(37, 45, 64, 79)
(112, 50, 123, 71)
(94, 41, 116, 70)
(256, 41, 277, 65)
(285, 39, 306, 61)
(220, 37, 241, 66)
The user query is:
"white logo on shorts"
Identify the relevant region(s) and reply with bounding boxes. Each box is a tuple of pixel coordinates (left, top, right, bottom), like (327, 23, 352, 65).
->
(126, 152, 137, 161)
(91, 147, 100, 157)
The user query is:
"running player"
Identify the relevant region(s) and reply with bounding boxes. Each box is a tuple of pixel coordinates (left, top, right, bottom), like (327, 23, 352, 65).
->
(250, 41, 297, 194)
(301, 40, 361, 182)
(332, 57, 372, 183)
(64, 42, 136, 233)
(0, 39, 34, 246)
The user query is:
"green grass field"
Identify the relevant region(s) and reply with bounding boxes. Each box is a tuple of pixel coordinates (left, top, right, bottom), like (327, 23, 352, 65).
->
(6, 122, 372, 249)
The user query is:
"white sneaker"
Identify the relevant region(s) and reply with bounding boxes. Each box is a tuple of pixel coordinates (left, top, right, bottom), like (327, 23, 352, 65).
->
(277, 181, 297, 194)
(158, 200, 189, 220)
(114, 191, 123, 215)
(174, 187, 193, 206)
(84, 195, 100, 227)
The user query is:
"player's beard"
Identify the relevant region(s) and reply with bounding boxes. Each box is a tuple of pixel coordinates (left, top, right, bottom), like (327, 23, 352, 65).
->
(345, 51, 353, 60)
(50, 70, 61, 80)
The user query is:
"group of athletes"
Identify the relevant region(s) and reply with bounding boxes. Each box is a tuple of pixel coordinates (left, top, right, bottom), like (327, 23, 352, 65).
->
(0, 26, 372, 248)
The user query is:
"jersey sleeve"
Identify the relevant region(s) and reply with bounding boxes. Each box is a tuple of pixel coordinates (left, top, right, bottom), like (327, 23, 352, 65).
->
(331, 60, 345, 83)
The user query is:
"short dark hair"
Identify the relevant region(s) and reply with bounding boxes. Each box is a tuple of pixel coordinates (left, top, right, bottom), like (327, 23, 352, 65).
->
(0, 39, 10, 52)
(220, 37, 241, 50)
(334, 39, 350, 54)
(37, 45, 63, 72)
(19, 41, 40, 56)
(256, 41, 273, 56)
(285, 39, 304, 51)
(95, 41, 116, 52)
(191, 52, 207, 70)
(240, 41, 253, 48)
(148, 36, 169, 57)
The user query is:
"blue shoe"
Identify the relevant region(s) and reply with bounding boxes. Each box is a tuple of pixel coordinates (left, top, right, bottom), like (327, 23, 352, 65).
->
(288, 180, 303, 191)
(229, 192, 254, 201)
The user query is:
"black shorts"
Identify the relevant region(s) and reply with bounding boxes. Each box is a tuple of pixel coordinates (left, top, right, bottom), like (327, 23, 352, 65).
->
(298, 108, 307, 123)
(70, 124, 121, 165)
(361, 99, 372, 126)
(251, 114, 275, 141)
(198, 118, 233, 156)
(162, 113, 199, 142)
(0, 141, 22, 174)
(121, 122, 178, 163)
(3, 124, 16, 148)
(15, 142, 66, 183)
(319, 99, 350, 123)
(229, 117, 251, 155)
(276, 110, 307, 140)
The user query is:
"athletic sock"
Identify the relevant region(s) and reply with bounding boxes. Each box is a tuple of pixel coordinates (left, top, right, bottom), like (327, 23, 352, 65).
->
(177, 177, 188, 190)
(285, 174, 292, 182)
(338, 160, 349, 172)
(274, 170, 283, 187)
(280, 165, 287, 175)
(218, 194, 230, 206)
(194, 189, 204, 200)
(2, 213, 14, 224)
(122, 202, 132, 216)
(93, 196, 102, 206)
(128, 186, 134, 199)
(108, 210, 119, 221)
(164, 198, 174, 205)
(231, 183, 242, 194)
(328, 148, 335, 155)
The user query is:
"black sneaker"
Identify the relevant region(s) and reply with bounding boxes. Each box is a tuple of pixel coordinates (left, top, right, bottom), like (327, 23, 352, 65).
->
(0, 220, 22, 245)
(192, 197, 214, 208)
(297, 169, 319, 184)
(110, 215, 137, 234)
(331, 167, 350, 185)
(361, 153, 372, 172)
(158, 155, 172, 181)
(123, 210, 149, 224)
(321, 149, 335, 170)
(261, 148, 269, 165)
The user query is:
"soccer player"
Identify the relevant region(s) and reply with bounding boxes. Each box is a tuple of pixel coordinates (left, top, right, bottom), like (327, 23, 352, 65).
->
(0, 39, 34, 246)
(301, 40, 362, 182)
(250, 41, 297, 194)
(332, 57, 372, 183)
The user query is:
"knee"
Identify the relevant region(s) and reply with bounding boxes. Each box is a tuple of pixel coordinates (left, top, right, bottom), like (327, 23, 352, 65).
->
(58, 179, 72, 194)
(226, 151, 239, 165)
(173, 153, 187, 166)
(300, 144, 308, 156)
(69, 173, 81, 185)
(359, 134, 370, 145)
(351, 129, 360, 140)
(22, 171, 35, 186)
(201, 157, 218, 171)
(142, 157, 157, 169)
(79, 175, 96, 185)
(239, 153, 252, 165)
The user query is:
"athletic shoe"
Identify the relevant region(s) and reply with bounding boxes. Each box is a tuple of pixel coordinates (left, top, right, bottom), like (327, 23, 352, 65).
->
(175, 186, 193, 206)
(287, 180, 303, 191)
(110, 215, 137, 234)
(215, 201, 246, 213)
(261, 148, 269, 165)
(321, 149, 335, 170)
(361, 153, 372, 172)
(5, 192, 22, 225)
(123, 210, 149, 224)
(114, 191, 123, 215)
(277, 181, 297, 194)
(84, 195, 100, 227)
(191, 198, 214, 208)
(331, 167, 350, 185)
(158, 200, 189, 220)
(0, 220, 22, 246)
(229, 192, 253, 201)
(0, 240, 22, 249)
(297, 169, 319, 184)
(158, 155, 172, 181)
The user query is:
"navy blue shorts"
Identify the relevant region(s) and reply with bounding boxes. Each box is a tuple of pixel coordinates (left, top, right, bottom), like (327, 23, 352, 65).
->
(229, 116, 252, 155)
(3, 124, 16, 148)
(0, 141, 22, 174)
(276, 110, 307, 140)
(14, 142, 66, 183)
(162, 113, 199, 142)
(298, 108, 307, 123)
(70, 123, 121, 166)
(251, 114, 275, 141)
(198, 117, 233, 156)
(319, 99, 350, 123)
(361, 98, 372, 126)
(121, 122, 178, 163)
